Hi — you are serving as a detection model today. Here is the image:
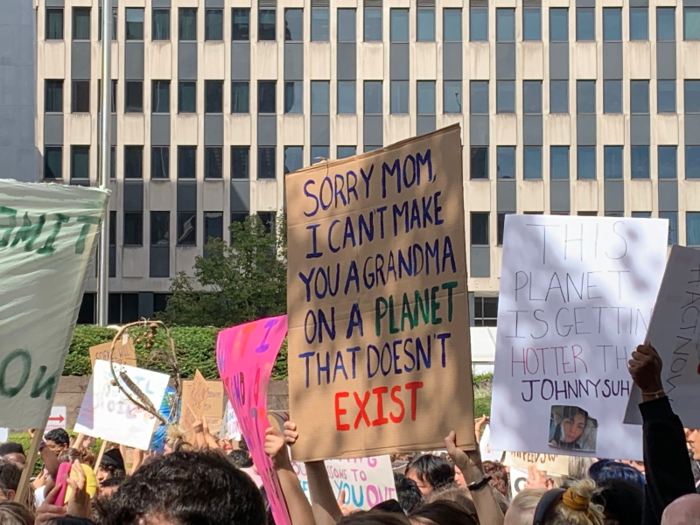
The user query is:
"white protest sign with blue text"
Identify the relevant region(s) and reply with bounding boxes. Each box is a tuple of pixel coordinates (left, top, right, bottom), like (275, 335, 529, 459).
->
(0, 180, 108, 429)
(491, 215, 667, 461)
(624, 245, 700, 428)
(74, 360, 169, 450)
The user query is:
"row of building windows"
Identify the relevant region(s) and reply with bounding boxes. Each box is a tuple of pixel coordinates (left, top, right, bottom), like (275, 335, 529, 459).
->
(46, 6, 700, 43)
(42, 143, 700, 182)
(45, 79, 700, 116)
(471, 211, 686, 247)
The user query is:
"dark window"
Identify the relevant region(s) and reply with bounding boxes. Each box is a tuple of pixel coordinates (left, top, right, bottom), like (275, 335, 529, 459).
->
(152, 80, 170, 113)
(576, 7, 594, 41)
(337, 146, 356, 159)
(311, 81, 330, 114)
(125, 81, 143, 112)
(630, 7, 649, 40)
(497, 213, 513, 246)
(577, 80, 596, 114)
(205, 81, 223, 113)
(311, 146, 330, 163)
(658, 146, 677, 179)
(154, 294, 170, 315)
(417, 7, 436, 41)
(473, 297, 498, 326)
(685, 81, 700, 113)
(231, 147, 250, 179)
(604, 80, 622, 113)
(124, 212, 143, 246)
(178, 146, 196, 179)
(443, 81, 463, 113)
(631, 80, 650, 114)
(550, 80, 569, 113)
(284, 146, 303, 174)
(124, 146, 143, 179)
(72, 81, 90, 113)
(46, 9, 64, 40)
(284, 81, 303, 114)
(471, 81, 488, 114)
(470, 7, 488, 41)
(45, 80, 63, 113)
(523, 81, 542, 114)
(471, 213, 489, 245)
(497, 81, 515, 113)
(204, 212, 224, 244)
(577, 146, 596, 180)
(497, 146, 515, 179)
(177, 212, 196, 246)
(523, 7, 541, 41)
(338, 81, 356, 114)
(524, 147, 543, 180)
(391, 9, 409, 42)
(205, 9, 223, 41)
(390, 81, 409, 114)
(550, 146, 570, 180)
(688, 213, 700, 246)
(71, 146, 89, 180)
(126, 8, 144, 40)
(312, 7, 330, 41)
(470, 147, 488, 180)
(631, 146, 650, 179)
(496, 9, 515, 42)
(97, 79, 118, 113)
(232, 9, 250, 41)
(658, 80, 676, 113)
(258, 212, 276, 234)
(152, 146, 169, 179)
(258, 81, 276, 113)
(151, 211, 170, 245)
(109, 210, 117, 245)
(632, 212, 652, 218)
(657, 8, 676, 41)
(444, 9, 462, 41)
(258, 147, 276, 179)
(417, 81, 436, 115)
(338, 9, 356, 42)
(686, 146, 700, 179)
(604, 146, 623, 179)
(661, 212, 678, 245)
(152, 9, 170, 40)
(232, 82, 250, 113)
(604, 8, 622, 41)
(98, 7, 118, 41)
(205, 147, 223, 179)
(179, 8, 197, 41)
(364, 7, 382, 41)
(259, 9, 276, 41)
(285, 9, 303, 41)
(110, 146, 116, 179)
(179, 81, 196, 113)
(685, 7, 700, 40)
(73, 8, 90, 40)
(364, 81, 382, 114)
(550, 8, 569, 41)
(44, 146, 62, 179)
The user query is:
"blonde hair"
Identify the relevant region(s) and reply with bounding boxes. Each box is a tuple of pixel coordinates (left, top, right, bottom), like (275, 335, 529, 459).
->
(505, 489, 547, 525)
(547, 479, 604, 525)
(425, 487, 477, 514)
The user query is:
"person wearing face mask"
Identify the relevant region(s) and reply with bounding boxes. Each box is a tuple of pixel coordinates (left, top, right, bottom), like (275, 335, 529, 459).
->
(549, 407, 591, 451)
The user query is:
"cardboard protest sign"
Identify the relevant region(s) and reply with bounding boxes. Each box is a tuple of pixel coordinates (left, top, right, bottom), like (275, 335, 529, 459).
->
(74, 360, 169, 449)
(0, 180, 109, 429)
(217, 316, 292, 525)
(491, 215, 668, 461)
(182, 378, 224, 434)
(89, 337, 137, 368)
(292, 456, 396, 510)
(179, 370, 209, 438)
(624, 245, 700, 428)
(504, 451, 569, 477)
(286, 124, 474, 461)
(510, 468, 529, 497)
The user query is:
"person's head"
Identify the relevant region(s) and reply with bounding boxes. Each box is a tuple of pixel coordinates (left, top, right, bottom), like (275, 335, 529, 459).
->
(588, 460, 645, 490)
(406, 455, 455, 495)
(504, 489, 547, 525)
(98, 477, 126, 499)
(483, 461, 510, 499)
(0, 460, 21, 502)
(52, 519, 98, 525)
(95, 450, 267, 525)
(0, 501, 33, 525)
(568, 457, 598, 481)
(338, 510, 410, 525)
(424, 487, 478, 521)
(687, 429, 700, 461)
(409, 500, 479, 525)
(44, 429, 70, 454)
(97, 449, 126, 486)
(592, 479, 643, 525)
(525, 479, 604, 525)
(661, 494, 700, 525)
(394, 473, 424, 514)
(453, 465, 466, 488)
(0, 443, 25, 470)
(559, 407, 589, 445)
(228, 449, 254, 469)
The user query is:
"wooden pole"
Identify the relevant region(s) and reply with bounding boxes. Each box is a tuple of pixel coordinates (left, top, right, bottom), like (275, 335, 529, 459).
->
(95, 440, 109, 469)
(15, 430, 43, 504)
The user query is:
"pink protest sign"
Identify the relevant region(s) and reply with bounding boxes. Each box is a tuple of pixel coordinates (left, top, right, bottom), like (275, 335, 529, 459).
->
(217, 316, 291, 525)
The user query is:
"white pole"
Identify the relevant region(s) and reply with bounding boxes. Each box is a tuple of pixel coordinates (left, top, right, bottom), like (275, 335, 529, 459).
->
(97, 0, 112, 326)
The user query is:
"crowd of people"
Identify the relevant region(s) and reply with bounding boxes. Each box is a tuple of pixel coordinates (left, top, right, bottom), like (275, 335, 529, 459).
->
(0, 343, 699, 525)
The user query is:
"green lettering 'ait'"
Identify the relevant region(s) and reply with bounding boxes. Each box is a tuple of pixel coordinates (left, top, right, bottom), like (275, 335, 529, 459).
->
(0, 206, 17, 247)
(75, 215, 101, 254)
(37, 214, 70, 255)
(11, 212, 46, 251)
(0, 349, 31, 398)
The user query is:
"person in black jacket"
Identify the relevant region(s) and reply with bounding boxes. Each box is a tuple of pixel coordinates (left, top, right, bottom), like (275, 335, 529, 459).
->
(628, 342, 696, 525)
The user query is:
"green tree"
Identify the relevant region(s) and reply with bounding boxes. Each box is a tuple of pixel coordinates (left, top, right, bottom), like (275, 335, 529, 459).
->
(160, 214, 286, 327)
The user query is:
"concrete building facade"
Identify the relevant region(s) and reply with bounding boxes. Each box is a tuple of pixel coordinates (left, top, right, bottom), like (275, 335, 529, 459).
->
(33, 0, 700, 325)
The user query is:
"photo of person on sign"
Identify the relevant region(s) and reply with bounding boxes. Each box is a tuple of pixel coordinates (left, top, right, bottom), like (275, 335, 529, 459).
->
(548, 405, 597, 452)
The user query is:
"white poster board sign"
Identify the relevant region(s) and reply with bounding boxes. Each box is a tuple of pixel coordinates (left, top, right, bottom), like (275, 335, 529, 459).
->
(292, 456, 396, 510)
(625, 245, 700, 428)
(0, 181, 108, 429)
(510, 467, 529, 497)
(0, 428, 8, 443)
(491, 215, 668, 461)
(46, 406, 67, 432)
(74, 360, 169, 449)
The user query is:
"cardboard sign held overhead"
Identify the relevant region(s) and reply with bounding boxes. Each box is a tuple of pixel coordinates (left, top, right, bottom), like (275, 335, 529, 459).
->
(181, 378, 224, 434)
(286, 125, 475, 462)
(180, 370, 209, 439)
(504, 451, 570, 477)
(89, 338, 137, 368)
(0, 180, 109, 430)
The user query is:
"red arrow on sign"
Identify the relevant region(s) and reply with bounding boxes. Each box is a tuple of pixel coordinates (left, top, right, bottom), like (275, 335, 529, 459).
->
(48, 415, 64, 423)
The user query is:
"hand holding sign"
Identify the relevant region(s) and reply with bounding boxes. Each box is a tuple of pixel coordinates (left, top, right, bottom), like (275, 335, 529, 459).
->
(628, 343, 664, 396)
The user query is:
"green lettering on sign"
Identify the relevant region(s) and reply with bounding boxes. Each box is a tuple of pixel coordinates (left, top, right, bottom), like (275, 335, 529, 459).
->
(0, 206, 17, 247)
(11, 212, 46, 251)
(75, 216, 101, 254)
(0, 349, 31, 398)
